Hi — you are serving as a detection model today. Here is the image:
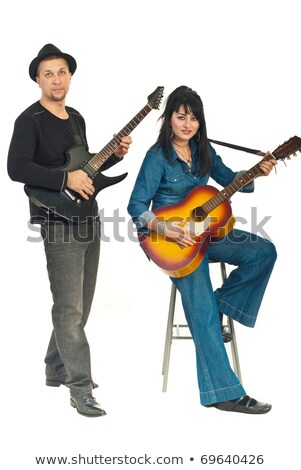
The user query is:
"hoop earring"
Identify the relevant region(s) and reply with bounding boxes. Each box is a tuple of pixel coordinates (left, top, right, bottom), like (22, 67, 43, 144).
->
(169, 128, 174, 139)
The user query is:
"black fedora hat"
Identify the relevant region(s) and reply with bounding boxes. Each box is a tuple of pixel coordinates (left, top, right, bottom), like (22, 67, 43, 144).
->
(29, 43, 77, 81)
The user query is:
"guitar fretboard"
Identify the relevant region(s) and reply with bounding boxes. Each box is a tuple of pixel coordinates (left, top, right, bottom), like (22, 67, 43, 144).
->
(83, 103, 153, 176)
(195, 155, 274, 216)
(198, 135, 301, 216)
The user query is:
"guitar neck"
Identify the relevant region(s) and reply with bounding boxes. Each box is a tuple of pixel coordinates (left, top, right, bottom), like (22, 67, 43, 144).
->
(202, 155, 274, 213)
(84, 103, 153, 175)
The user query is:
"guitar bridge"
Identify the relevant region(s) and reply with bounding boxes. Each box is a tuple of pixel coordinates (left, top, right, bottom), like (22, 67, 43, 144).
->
(184, 217, 211, 237)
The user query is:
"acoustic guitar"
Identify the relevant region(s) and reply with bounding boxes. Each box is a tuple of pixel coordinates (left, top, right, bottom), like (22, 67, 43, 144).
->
(139, 136, 301, 278)
(24, 86, 164, 223)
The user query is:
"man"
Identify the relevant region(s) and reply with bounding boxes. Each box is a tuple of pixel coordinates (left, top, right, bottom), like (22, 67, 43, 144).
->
(7, 44, 132, 417)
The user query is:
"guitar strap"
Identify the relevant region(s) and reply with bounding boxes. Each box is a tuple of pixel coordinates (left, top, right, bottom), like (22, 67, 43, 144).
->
(209, 138, 265, 156)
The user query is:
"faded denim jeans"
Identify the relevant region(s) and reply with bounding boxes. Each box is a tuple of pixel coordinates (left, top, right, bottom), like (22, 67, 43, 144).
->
(171, 229, 277, 405)
(41, 219, 100, 397)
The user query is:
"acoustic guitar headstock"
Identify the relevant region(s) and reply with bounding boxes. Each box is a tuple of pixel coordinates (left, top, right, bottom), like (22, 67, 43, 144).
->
(272, 136, 301, 161)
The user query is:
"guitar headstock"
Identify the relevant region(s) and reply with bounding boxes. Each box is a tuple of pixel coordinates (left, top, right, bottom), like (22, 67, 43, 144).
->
(272, 136, 301, 161)
(147, 86, 164, 110)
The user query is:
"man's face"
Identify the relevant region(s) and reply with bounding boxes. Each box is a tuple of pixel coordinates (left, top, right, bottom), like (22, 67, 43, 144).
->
(36, 57, 71, 102)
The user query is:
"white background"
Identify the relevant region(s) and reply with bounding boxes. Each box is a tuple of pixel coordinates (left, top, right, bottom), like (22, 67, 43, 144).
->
(1, 0, 300, 468)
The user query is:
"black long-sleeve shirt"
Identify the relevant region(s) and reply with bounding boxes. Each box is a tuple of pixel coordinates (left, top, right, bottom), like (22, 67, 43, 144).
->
(8, 101, 120, 223)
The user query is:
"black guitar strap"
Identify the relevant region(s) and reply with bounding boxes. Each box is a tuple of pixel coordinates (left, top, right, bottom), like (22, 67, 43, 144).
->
(209, 138, 265, 156)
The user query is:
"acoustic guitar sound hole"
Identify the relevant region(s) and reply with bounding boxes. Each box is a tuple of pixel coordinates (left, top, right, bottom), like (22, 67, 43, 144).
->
(192, 206, 208, 221)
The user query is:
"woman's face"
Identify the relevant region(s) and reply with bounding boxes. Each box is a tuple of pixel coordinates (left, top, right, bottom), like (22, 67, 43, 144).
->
(170, 104, 200, 144)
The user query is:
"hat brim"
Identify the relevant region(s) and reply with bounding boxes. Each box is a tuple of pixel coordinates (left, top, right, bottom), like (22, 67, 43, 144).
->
(29, 52, 77, 81)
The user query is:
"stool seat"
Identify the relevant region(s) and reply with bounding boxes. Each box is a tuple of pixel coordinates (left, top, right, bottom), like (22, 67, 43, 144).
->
(162, 260, 242, 392)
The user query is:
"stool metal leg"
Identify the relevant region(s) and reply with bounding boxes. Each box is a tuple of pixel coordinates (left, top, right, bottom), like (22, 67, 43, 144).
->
(228, 317, 242, 383)
(162, 283, 177, 392)
(162, 261, 243, 391)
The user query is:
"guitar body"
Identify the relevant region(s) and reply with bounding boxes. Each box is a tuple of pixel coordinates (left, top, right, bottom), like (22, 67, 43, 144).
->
(24, 144, 127, 223)
(139, 185, 235, 278)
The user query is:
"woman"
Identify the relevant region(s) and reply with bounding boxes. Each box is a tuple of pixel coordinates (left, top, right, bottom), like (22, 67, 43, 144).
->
(127, 86, 277, 414)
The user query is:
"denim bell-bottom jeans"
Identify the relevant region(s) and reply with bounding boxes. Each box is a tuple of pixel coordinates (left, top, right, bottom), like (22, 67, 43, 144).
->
(42, 219, 100, 397)
(171, 228, 277, 405)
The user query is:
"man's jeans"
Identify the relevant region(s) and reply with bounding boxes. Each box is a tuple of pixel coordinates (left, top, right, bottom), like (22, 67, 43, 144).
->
(42, 219, 100, 397)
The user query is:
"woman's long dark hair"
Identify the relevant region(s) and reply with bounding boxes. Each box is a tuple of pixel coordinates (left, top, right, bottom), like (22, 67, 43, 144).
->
(151, 85, 211, 176)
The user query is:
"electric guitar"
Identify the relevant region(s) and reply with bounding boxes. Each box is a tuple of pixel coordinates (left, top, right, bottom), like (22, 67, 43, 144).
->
(24, 86, 164, 223)
(139, 136, 301, 278)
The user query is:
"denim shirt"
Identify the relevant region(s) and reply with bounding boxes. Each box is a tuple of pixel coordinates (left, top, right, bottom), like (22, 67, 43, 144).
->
(127, 141, 254, 228)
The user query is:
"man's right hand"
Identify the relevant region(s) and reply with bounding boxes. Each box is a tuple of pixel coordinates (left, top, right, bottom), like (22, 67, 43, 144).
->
(67, 170, 95, 200)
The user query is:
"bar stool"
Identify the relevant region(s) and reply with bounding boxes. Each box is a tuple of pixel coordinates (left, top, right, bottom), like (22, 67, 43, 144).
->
(161, 260, 242, 392)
